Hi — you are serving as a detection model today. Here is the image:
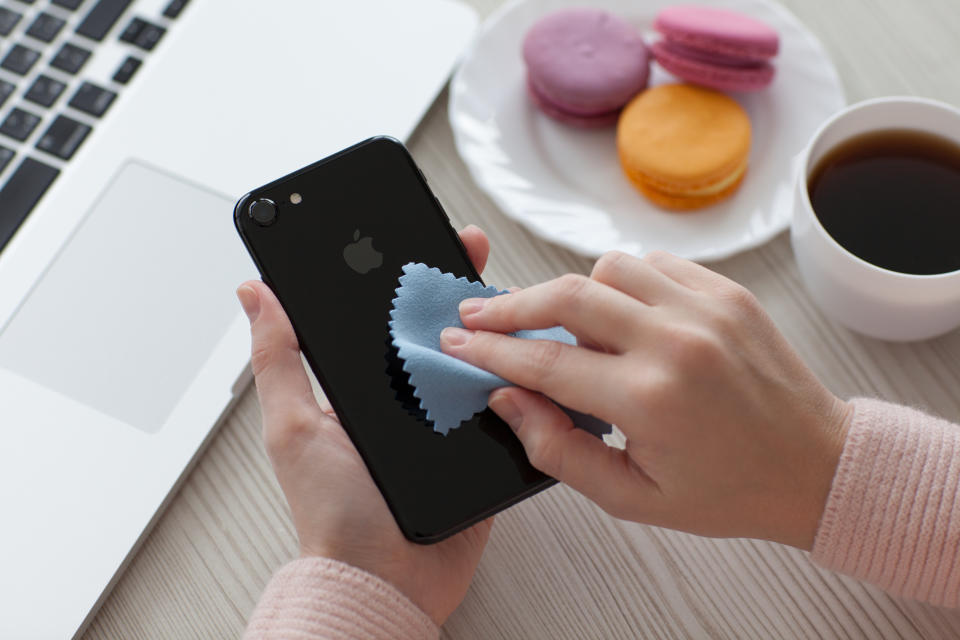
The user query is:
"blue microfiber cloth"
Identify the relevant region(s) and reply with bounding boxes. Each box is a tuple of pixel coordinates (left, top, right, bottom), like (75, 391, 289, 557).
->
(388, 263, 611, 437)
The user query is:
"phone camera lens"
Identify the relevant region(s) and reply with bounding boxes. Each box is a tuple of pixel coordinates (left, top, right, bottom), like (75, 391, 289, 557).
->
(249, 198, 278, 226)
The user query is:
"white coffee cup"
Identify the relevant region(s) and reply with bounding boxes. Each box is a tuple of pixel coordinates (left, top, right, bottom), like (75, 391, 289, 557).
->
(790, 96, 960, 341)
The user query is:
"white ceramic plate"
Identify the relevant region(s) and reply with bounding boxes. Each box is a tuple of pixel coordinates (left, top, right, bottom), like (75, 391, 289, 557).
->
(449, 0, 845, 261)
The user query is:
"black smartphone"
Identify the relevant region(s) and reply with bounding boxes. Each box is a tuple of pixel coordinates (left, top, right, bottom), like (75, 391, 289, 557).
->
(234, 137, 553, 543)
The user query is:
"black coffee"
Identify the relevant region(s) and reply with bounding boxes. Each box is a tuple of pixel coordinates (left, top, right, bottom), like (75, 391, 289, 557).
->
(808, 128, 960, 275)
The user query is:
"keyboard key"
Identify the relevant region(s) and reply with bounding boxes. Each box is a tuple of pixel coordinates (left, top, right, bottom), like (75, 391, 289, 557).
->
(133, 21, 164, 51)
(0, 7, 23, 36)
(0, 108, 41, 141)
(25, 75, 66, 107)
(68, 81, 116, 117)
(1, 44, 41, 76)
(15, 0, 37, 4)
(36, 115, 91, 160)
(52, 0, 85, 9)
(76, 0, 133, 41)
(0, 157, 59, 252)
(112, 55, 140, 84)
(26, 12, 66, 43)
(119, 18, 165, 51)
(0, 146, 14, 174)
(163, 0, 188, 19)
(117, 16, 143, 42)
(50, 42, 92, 74)
(0, 80, 15, 109)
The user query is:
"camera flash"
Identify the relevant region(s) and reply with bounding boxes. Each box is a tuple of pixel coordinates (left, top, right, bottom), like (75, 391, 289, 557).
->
(289, 192, 302, 205)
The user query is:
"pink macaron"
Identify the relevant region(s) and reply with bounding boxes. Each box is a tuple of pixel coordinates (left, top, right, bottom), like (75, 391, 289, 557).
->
(651, 5, 779, 92)
(523, 8, 650, 127)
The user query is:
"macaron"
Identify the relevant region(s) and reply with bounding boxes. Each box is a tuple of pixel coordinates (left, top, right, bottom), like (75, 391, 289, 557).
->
(651, 5, 779, 92)
(617, 84, 751, 210)
(523, 8, 650, 127)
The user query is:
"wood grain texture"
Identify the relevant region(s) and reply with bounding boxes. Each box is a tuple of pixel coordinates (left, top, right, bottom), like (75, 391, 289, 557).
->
(82, 1, 960, 638)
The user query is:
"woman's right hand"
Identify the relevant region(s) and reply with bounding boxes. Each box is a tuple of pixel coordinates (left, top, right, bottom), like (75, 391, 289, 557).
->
(440, 250, 852, 550)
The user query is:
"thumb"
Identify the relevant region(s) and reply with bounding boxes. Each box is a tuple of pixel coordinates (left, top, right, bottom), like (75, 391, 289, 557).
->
(489, 387, 657, 519)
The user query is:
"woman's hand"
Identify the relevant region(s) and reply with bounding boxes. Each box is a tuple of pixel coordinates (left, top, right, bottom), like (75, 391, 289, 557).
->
(440, 250, 852, 550)
(236, 225, 493, 627)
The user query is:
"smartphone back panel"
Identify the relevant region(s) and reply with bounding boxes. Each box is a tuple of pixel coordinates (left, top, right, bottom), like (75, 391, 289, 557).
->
(235, 138, 551, 542)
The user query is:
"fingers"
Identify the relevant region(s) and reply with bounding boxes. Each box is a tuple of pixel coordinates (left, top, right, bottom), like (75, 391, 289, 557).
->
(489, 387, 658, 518)
(441, 327, 620, 419)
(641, 250, 728, 292)
(591, 250, 688, 304)
(237, 281, 318, 427)
(458, 224, 489, 274)
(458, 274, 647, 353)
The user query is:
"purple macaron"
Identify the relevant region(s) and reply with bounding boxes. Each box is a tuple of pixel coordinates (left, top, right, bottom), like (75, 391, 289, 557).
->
(652, 5, 779, 92)
(523, 8, 650, 127)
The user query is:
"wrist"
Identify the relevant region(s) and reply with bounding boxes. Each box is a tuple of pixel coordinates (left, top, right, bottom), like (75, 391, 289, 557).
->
(780, 397, 853, 551)
(299, 542, 386, 590)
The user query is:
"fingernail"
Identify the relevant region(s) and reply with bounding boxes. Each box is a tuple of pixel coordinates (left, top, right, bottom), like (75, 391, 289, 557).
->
(459, 297, 487, 316)
(237, 285, 260, 323)
(489, 392, 522, 430)
(440, 327, 474, 347)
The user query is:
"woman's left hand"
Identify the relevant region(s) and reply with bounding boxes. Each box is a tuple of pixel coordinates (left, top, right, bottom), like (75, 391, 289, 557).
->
(237, 225, 494, 627)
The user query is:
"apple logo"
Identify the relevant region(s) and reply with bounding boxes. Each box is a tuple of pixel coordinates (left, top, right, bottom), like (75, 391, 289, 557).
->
(343, 229, 383, 274)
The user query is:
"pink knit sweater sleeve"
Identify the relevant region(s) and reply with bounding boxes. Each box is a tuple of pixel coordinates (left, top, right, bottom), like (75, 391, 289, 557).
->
(243, 557, 439, 640)
(812, 397, 960, 607)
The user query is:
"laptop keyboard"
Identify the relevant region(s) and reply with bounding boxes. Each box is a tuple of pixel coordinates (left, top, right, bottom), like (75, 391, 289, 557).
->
(0, 0, 188, 253)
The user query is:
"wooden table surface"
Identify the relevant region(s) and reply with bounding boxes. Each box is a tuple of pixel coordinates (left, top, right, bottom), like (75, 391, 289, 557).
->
(83, 1, 960, 638)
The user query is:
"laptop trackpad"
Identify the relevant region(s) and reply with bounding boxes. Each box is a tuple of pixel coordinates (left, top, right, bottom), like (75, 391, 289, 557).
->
(0, 161, 254, 433)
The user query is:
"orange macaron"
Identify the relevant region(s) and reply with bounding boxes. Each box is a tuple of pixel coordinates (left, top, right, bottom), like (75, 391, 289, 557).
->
(616, 83, 751, 210)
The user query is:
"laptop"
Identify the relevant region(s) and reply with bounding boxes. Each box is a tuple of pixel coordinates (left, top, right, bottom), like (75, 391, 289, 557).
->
(0, 0, 477, 636)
